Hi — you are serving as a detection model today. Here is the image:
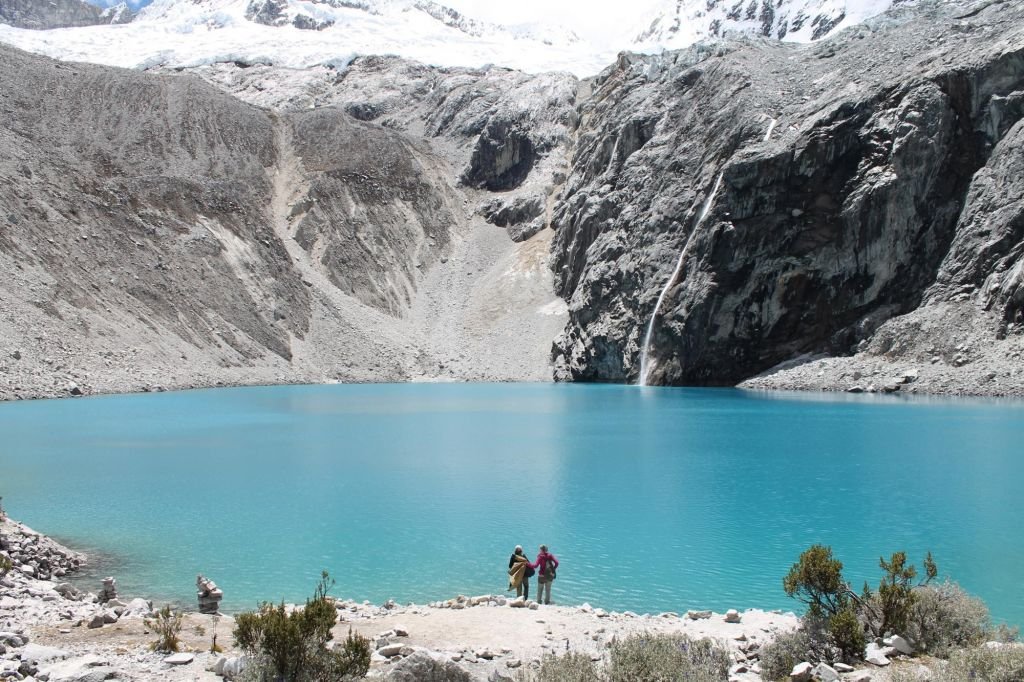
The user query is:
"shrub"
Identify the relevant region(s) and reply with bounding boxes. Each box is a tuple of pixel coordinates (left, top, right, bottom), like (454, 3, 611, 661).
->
(234, 572, 370, 682)
(906, 581, 991, 656)
(759, 628, 813, 681)
(0, 555, 11, 577)
(144, 605, 184, 653)
(937, 645, 1024, 681)
(827, 607, 866, 662)
(516, 652, 600, 682)
(606, 632, 730, 682)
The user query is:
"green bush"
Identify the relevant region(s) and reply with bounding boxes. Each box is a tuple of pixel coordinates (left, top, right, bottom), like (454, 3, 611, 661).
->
(516, 652, 600, 682)
(606, 632, 730, 682)
(0, 555, 11, 577)
(759, 628, 812, 681)
(938, 645, 1024, 681)
(827, 607, 866, 662)
(234, 572, 370, 682)
(144, 605, 184, 653)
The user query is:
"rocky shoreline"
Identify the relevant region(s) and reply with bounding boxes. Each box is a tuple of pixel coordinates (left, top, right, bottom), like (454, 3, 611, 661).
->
(0, 515, 805, 681)
(8, 514, 990, 681)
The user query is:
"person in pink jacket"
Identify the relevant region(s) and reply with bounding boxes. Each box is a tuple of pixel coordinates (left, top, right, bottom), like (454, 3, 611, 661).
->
(531, 544, 559, 605)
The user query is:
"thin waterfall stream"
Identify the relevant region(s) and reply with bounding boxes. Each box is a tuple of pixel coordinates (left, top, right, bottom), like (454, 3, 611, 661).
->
(638, 173, 724, 386)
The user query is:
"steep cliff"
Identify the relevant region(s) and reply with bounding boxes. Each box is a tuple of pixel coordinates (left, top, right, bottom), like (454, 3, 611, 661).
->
(551, 0, 1024, 391)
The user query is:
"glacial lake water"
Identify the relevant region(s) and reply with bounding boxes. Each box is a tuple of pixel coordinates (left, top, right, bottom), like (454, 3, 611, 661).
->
(1, 383, 1022, 625)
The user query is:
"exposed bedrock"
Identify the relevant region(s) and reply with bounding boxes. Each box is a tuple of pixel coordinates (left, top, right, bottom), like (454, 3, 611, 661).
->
(550, 0, 1024, 386)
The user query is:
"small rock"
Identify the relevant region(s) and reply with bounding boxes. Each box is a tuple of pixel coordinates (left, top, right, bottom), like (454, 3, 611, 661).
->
(686, 610, 712, 620)
(849, 672, 872, 682)
(724, 609, 741, 623)
(834, 662, 854, 672)
(86, 615, 105, 629)
(164, 652, 194, 665)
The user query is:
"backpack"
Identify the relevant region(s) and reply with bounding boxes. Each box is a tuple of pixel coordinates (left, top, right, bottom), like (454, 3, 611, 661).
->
(541, 555, 556, 581)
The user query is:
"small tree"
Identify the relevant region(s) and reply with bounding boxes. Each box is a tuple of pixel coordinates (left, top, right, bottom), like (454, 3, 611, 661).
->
(783, 544, 850, 618)
(860, 551, 939, 638)
(145, 605, 184, 653)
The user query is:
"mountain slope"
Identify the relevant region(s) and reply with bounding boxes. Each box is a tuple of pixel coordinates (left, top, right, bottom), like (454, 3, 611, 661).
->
(0, 43, 571, 399)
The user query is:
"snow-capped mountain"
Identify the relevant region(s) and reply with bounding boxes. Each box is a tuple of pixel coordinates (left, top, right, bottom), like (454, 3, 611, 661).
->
(632, 0, 915, 49)
(0, 0, 916, 77)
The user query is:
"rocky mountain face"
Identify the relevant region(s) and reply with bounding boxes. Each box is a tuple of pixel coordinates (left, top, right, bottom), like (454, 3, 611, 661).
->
(0, 42, 571, 399)
(551, 0, 1024, 391)
(0, 0, 132, 29)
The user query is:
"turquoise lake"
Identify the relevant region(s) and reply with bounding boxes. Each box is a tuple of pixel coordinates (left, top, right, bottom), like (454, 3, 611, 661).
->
(1, 383, 1022, 625)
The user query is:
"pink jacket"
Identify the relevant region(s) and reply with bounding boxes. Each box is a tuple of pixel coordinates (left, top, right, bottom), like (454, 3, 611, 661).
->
(531, 552, 558, 575)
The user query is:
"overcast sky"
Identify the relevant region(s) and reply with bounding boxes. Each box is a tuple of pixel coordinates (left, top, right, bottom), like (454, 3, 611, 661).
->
(88, 0, 666, 43)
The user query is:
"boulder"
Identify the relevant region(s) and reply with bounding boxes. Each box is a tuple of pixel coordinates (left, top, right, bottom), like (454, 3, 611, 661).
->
(387, 651, 469, 681)
(377, 643, 405, 658)
(790, 661, 813, 681)
(0, 632, 25, 647)
(86, 615, 105, 629)
(18, 643, 70, 664)
(222, 656, 248, 681)
(864, 642, 891, 666)
(812, 662, 840, 681)
(119, 598, 153, 619)
(883, 634, 914, 655)
(686, 610, 712, 620)
(208, 656, 228, 675)
(724, 609, 741, 623)
(164, 652, 194, 665)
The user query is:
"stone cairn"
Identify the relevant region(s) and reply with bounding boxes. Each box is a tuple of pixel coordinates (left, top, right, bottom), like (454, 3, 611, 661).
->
(197, 574, 223, 614)
(98, 576, 117, 603)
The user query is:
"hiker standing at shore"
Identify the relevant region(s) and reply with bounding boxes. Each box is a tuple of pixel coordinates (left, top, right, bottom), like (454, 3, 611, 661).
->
(508, 545, 533, 599)
(531, 544, 559, 605)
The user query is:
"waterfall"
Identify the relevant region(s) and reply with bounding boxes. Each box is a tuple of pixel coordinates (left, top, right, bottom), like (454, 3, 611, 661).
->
(638, 172, 724, 386)
(764, 117, 777, 141)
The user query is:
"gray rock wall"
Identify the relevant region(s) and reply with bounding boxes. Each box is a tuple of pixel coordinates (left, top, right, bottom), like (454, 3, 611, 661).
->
(551, 0, 1024, 386)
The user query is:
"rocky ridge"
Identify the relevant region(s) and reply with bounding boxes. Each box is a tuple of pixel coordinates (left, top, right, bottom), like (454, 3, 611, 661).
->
(0, 0, 132, 30)
(550, 0, 1024, 394)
